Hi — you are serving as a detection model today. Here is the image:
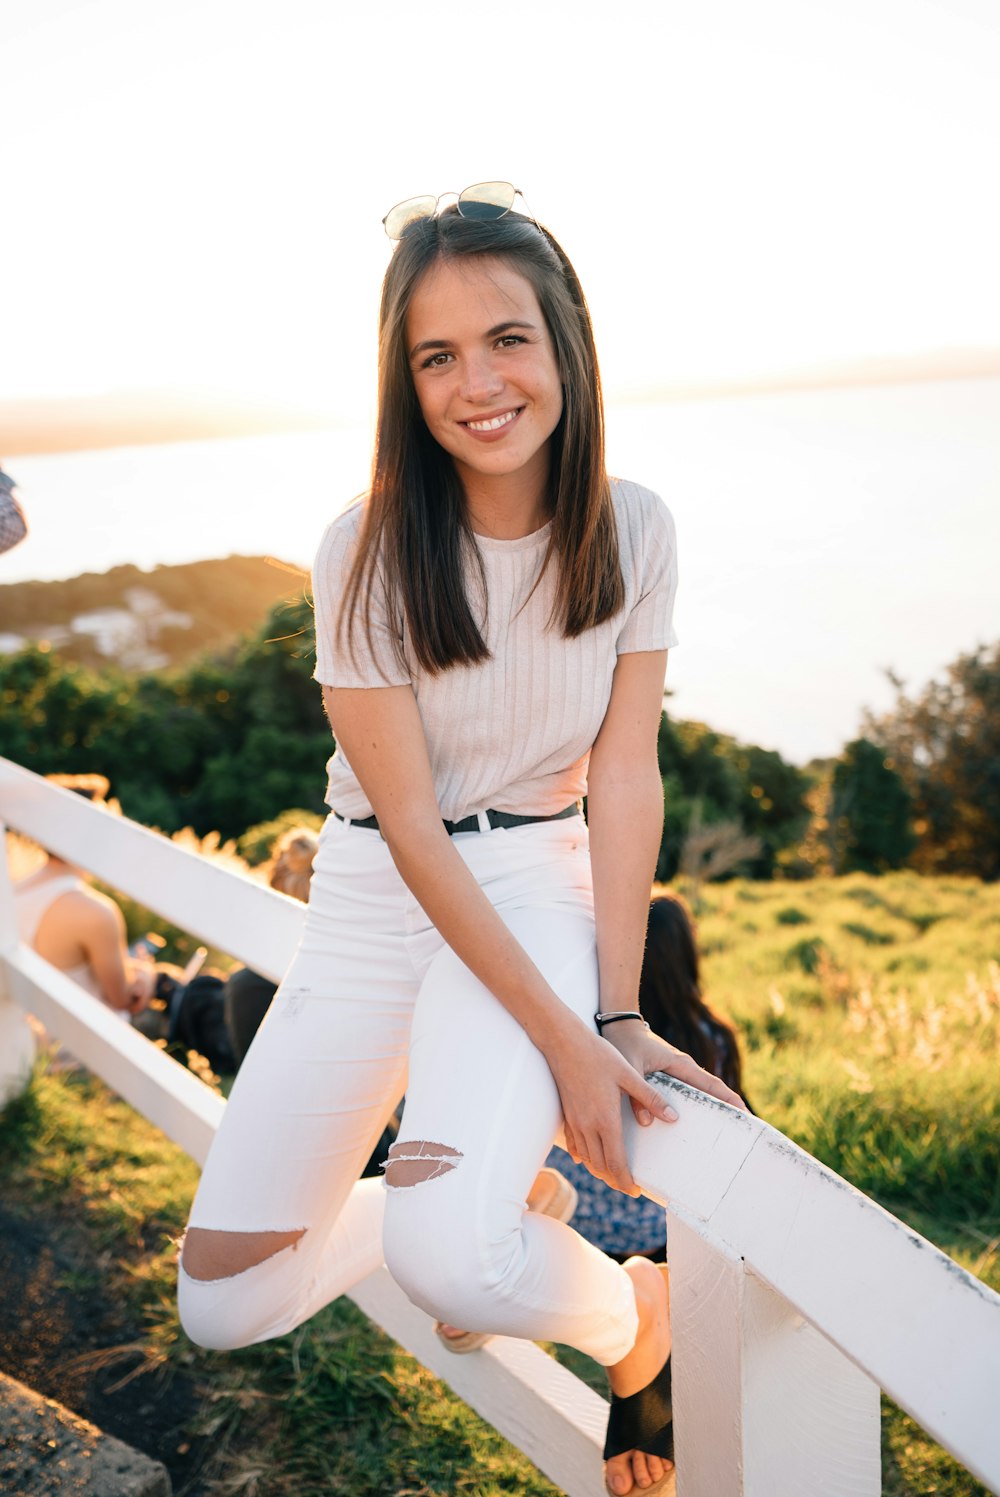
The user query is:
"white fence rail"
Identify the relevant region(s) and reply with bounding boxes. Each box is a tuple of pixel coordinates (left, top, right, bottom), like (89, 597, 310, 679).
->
(2, 758, 998, 1497)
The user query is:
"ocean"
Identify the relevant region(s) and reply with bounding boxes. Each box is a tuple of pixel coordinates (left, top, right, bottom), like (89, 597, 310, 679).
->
(4, 378, 998, 766)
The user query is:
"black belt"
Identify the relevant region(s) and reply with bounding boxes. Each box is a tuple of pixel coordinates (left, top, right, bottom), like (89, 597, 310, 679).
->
(334, 803, 581, 836)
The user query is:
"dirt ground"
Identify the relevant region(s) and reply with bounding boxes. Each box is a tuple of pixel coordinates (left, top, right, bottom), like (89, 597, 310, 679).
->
(0, 1199, 208, 1496)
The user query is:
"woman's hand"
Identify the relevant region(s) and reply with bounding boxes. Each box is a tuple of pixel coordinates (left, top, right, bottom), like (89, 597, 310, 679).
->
(544, 1017, 681, 1196)
(549, 1015, 747, 1196)
(604, 1019, 748, 1117)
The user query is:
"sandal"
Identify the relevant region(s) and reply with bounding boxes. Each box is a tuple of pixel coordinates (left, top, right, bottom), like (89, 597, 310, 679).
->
(604, 1264, 674, 1495)
(434, 1166, 579, 1354)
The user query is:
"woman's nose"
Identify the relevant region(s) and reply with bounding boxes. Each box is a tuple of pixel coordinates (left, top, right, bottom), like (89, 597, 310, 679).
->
(460, 353, 504, 404)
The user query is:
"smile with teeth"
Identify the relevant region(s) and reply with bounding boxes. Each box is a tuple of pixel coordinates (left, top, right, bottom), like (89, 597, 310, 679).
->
(464, 408, 522, 432)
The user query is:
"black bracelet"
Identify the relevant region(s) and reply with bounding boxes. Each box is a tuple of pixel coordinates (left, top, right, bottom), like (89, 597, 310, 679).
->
(595, 1011, 650, 1032)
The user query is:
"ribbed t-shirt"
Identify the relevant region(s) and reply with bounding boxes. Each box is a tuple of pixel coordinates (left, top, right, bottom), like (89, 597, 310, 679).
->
(311, 477, 678, 822)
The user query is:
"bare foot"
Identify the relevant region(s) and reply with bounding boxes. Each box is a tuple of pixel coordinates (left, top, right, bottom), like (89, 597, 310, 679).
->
(605, 1258, 672, 1495)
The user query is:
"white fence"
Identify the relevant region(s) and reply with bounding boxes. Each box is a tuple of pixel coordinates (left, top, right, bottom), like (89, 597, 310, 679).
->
(1, 757, 998, 1497)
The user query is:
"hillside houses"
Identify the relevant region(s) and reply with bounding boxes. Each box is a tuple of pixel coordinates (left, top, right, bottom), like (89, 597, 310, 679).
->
(1, 586, 193, 671)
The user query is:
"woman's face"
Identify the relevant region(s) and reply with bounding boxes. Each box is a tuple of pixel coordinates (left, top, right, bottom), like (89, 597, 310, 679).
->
(405, 255, 563, 501)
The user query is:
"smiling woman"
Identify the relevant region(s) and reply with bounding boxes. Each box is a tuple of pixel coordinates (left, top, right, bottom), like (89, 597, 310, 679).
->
(405, 259, 564, 527)
(176, 192, 747, 1497)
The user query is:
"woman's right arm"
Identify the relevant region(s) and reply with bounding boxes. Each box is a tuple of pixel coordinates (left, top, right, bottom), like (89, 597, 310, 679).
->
(322, 682, 677, 1194)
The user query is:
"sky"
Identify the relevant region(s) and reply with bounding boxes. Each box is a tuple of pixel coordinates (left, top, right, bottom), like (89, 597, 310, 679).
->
(2, 0, 999, 765)
(4, 0, 999, 416)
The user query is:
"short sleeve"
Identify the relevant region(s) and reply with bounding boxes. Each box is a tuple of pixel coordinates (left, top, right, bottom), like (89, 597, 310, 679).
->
(615, 493, 680, 655)
(311, 510, 411, 688)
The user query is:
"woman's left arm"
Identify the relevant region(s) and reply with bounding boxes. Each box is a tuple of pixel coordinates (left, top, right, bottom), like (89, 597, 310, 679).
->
(587, 650, 747, 1124)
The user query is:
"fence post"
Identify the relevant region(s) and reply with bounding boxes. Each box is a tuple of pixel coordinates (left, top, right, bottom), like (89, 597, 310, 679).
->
(0, 819, 37, 1106)
(669, 1213, 881, 1497)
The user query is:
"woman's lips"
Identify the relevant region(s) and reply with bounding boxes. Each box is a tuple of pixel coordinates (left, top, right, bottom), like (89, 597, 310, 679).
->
(461, 407, 523, 438)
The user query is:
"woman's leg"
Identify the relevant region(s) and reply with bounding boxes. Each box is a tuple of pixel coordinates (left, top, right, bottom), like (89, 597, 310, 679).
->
(178, 820, 417, 1350)
(178, 967, 409, 1349)
(382, 906, 640, 1366)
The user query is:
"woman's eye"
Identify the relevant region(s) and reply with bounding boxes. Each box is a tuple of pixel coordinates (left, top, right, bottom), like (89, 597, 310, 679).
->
(420, 352, 453, 369)
(496, 335, 527, 349)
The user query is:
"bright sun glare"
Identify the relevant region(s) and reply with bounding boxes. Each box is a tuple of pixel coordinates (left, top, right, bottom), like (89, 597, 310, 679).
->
(2, 0, 998, 427)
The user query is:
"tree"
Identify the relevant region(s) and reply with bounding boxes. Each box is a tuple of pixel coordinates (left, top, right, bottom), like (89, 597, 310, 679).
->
(863, 643, 1000, 879)
(830, 738, 915, 873)
(655, 713, 810, 882)
(0, 597, 330, 840)
(721, 742, 812, 877)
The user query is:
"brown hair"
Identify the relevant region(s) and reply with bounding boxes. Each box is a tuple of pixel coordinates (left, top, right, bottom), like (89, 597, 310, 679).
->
(269, 828, 318, 904)
(340, 206, 623, 675)
(638, 894, 748, 1101)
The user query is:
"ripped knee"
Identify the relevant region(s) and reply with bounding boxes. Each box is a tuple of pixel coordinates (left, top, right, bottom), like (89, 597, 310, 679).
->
(383, 1140, 462, 1190)
(180, 1226, 306, 1283)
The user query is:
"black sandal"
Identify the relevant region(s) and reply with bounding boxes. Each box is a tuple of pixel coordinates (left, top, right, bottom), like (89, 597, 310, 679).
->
(603, 1350, 674, 1495)
(604, 1261, 675, 1493)
(601, 1353, 670, 1491)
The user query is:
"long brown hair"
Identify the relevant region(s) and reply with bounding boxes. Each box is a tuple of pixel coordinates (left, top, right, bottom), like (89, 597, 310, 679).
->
(340, 206, 623, 675)
(638, 894, 749, 1101)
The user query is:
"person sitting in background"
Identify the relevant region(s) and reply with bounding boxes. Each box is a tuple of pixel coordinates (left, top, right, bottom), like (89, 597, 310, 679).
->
(223, 827, 319, 1067)
(546, 891, 751, 1261)
(639, 893, 748, 1100)
(12, 773, 153, 1018)
(0, 466, 28, 555)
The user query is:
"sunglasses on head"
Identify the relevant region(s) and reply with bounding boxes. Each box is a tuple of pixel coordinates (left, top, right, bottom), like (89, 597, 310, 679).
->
(383, 181, 523, 241)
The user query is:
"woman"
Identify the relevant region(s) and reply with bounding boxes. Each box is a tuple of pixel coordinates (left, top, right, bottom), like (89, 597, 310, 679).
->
(639, 894, 750, 1105)
(178, 184, 745, 1497)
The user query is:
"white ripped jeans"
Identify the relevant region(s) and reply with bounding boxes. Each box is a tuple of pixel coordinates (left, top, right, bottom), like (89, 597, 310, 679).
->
(177, 812, 639, 1365)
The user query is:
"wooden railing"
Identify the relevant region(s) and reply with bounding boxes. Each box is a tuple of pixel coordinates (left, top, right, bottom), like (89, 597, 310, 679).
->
(2, 758, 998, 1496)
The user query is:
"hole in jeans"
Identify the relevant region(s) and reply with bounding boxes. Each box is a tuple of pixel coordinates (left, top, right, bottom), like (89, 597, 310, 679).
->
(383, 1140, 462, 1189)
(180, 1227, 306, 1282)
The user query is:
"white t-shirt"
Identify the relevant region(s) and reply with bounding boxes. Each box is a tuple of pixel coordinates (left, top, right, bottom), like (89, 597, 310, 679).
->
(311, 477, 678, 822)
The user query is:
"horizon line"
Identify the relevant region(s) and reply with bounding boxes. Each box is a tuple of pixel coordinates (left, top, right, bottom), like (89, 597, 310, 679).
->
(3, 346, 999, 457)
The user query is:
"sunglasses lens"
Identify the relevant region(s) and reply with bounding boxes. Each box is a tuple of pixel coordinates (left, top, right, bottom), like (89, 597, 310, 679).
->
(383, 195, 438, 240)
(457, 181, 517, 220)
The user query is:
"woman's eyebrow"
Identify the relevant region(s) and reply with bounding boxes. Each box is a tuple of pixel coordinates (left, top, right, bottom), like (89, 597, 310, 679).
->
(409, 321, 539, 360)
(486, 320, 538, 338)
(409, 337, 452, 358)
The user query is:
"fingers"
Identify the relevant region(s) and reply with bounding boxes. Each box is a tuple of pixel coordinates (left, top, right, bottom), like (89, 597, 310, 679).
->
(581, 1126, 639, 1196)
(562, 1110, 638, 1194)
(657, 1052, 747, 1111)
(622, 1070, 679, 1125)
(628, 1094, 661, 1129)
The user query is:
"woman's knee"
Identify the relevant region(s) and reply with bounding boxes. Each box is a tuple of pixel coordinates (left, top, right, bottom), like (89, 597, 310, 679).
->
(181, 1227, 305, 1282)
(177, 1227, 306, 1351)
(381, 1149, 512, 1317)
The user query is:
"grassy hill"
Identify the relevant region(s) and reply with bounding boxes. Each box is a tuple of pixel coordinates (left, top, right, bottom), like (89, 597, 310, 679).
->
(1, 871, 996, 1495)
(0, 555, 308, 668)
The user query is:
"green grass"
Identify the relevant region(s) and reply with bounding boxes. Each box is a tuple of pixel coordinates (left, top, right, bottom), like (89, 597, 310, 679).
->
(680, 871, 1000, 1497)
(2, 870, 998, 1494)
(0, 1067, 566, 1496)
(689, 872, 1000, 1218)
